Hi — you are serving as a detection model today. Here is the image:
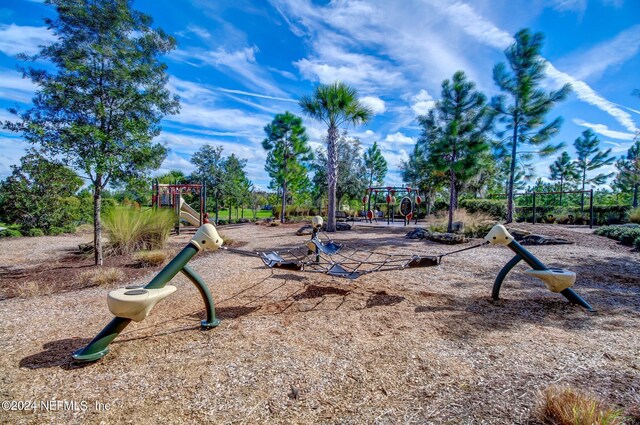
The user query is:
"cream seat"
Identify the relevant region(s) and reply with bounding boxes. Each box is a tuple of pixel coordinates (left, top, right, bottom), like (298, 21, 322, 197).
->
(107, 286, 177, 322)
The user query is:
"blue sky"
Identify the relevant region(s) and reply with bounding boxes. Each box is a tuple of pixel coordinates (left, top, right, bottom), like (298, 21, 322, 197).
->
(0, 0, 639, 190)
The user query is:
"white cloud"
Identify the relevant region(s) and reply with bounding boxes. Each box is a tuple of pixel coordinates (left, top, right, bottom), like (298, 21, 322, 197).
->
(546, 0, 587, 13)
(360, 96, 386, 114)
(573, 119, 636, 140)
(0, 69, 36, 103)
(411, 89, 436, 115)
(440, 1, 639, 134)
(0, 24, 54, 56)
(545, 62, 639, 133)
(172, 46, 287, 96)
(384, 132, 415, 145)
(0, 135, 27, 180)
(558, 24, 640, 81)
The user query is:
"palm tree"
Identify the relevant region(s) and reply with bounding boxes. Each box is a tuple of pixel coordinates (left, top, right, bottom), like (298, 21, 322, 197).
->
(299, 82, 372, 231)
(549, 152, 579, 206)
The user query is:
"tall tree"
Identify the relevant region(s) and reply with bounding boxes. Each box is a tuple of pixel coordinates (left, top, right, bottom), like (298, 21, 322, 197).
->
(573, 129, 614, 210)
(0, 149, 83, 231)
(221, 154, 250, 221)
(311, 132, 367, 211)
(400, 143, 443, 216)
(614, 139, 640, 208)
(299, 82, 372, 231)
(492, 28, 571, 223)
(191, 145, 225, 224)
(4, 0, 179, 265)
(418, 71, 493, 232)
(262, 111, 313, 223)
(549, 151, 579, 206)
(363, 141, 388, 187)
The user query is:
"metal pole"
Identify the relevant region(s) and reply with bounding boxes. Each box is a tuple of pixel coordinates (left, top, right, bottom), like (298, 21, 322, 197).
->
(181, 265, 220, 328)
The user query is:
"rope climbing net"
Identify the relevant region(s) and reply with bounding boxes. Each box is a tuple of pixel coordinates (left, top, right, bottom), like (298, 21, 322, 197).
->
(225, 232, 488, 280)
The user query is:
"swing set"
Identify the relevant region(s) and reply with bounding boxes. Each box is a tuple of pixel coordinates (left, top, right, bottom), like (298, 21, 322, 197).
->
(363, 186, 424, 225)
(72, 218, 594, 362)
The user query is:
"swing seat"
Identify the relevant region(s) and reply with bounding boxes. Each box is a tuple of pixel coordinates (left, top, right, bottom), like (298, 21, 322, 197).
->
(107, 286, 177, 322)
(525, 268, 575, 293)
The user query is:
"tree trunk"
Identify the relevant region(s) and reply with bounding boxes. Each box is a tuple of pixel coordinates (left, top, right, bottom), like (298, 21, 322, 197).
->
(580, 169, 586, 212)
(214, 193, 219, 225)
(447, 169, 456, 233)
(506, 104, 519, 223)
(93, 175, 103, 266)
(634, 184, 638, 208)
(281, 169, 287, 224)
(326, 125, 339, 232)
(559, 177, 564, 206)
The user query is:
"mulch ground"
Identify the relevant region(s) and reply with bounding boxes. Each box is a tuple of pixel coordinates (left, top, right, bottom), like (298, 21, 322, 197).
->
(0, 222, 639, 424)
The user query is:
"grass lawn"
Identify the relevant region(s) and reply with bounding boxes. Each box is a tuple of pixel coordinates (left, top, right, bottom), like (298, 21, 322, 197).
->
(210, 208, 273, 221)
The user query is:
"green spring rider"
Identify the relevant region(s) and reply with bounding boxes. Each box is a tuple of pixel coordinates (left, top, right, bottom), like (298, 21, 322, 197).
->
(72, 224, 223, 362)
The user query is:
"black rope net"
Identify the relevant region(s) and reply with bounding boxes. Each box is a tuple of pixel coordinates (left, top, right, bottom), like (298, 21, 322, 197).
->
(226, 233, 487, 280)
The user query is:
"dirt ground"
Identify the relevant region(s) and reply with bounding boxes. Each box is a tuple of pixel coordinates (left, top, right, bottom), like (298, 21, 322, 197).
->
(0, 222, 639, 424)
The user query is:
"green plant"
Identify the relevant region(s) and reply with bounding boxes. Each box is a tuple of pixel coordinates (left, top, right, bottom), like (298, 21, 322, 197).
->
(103, 207, 174, 255)
(634, 237, 640, 251)
(537, 386, 625, 425)
(428, 209, 495, 237)
(595, 224, 640, 246)
(48, 226, 65, 236)
(27, 228, 45, 237)
(628, 207, 640, 224)
(460, 199, 506, 219)
(134, 250, 168, 267)
(0, 229, 23, 238)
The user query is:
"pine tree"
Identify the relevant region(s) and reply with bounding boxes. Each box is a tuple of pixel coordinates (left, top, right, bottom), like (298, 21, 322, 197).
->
(614, 140, 640, 208)
(191, 145, 225, 224)
(492, 28, 571, 223)
(549, 152, 579, 206)
(363, 142, 388, 187)
(262, 112, 312, 223)
(418, 71, 493, 232)
(573, 129, 614, 210)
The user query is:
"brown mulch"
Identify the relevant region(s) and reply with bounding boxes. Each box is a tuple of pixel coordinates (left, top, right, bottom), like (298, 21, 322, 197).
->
(0, 222, 639, 424)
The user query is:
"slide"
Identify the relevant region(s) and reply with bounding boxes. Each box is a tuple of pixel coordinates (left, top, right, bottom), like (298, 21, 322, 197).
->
(179, 196, 201, 227)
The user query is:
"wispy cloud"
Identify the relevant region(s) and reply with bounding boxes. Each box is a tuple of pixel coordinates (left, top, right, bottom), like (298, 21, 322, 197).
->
(172, 46, 287, 96)
(558, 24, 640, 81)
(440, 1, 639, 134)
(573, 119, 636, 140)
(0, 68, 36, 103)
(0, 24, 54, 56)
(217, 87, 296, 102)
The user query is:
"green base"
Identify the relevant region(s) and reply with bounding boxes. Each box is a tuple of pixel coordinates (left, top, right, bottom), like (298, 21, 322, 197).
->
(72, 347, 110, 362)
(201, 319, 221, 328)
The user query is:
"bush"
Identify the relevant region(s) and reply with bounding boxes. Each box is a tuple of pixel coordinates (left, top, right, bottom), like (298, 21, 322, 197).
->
(460, 199, 506, 220)
(103, 207, 174, 255)
(595, 224, 640, 246)
(536, 386, 625, 425)
(0, 229, 23, 238)
(634, 237, 640, 251)
(428, 209, 496, 238)
(48, 226, 65, 236)
(628, 208, 640, 224)
(134, 250, 168, 267)
(27, 228, 45, 237)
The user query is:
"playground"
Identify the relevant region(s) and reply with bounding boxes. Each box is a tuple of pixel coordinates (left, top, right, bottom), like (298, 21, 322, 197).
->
(0, 221, 638, 423)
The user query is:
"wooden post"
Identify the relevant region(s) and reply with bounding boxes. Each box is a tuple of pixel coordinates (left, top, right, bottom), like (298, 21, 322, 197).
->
(532, 191, 536, 225)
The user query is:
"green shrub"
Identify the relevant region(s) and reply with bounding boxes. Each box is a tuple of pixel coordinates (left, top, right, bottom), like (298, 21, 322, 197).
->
(47, 226, 65, 235)
(28, 228, 45, 237)
(595, 224, 640, 246)
(460, 199, 506, 219)
(103, 207, 174, 255)
(63, 224, 77, 234)
(628, 208, 640, 224)
(0, 229, 22, 238)
(634, 237, 640, 251)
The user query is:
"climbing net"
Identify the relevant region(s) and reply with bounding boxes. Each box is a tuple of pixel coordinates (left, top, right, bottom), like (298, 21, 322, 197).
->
(225, 233, 488, 280)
